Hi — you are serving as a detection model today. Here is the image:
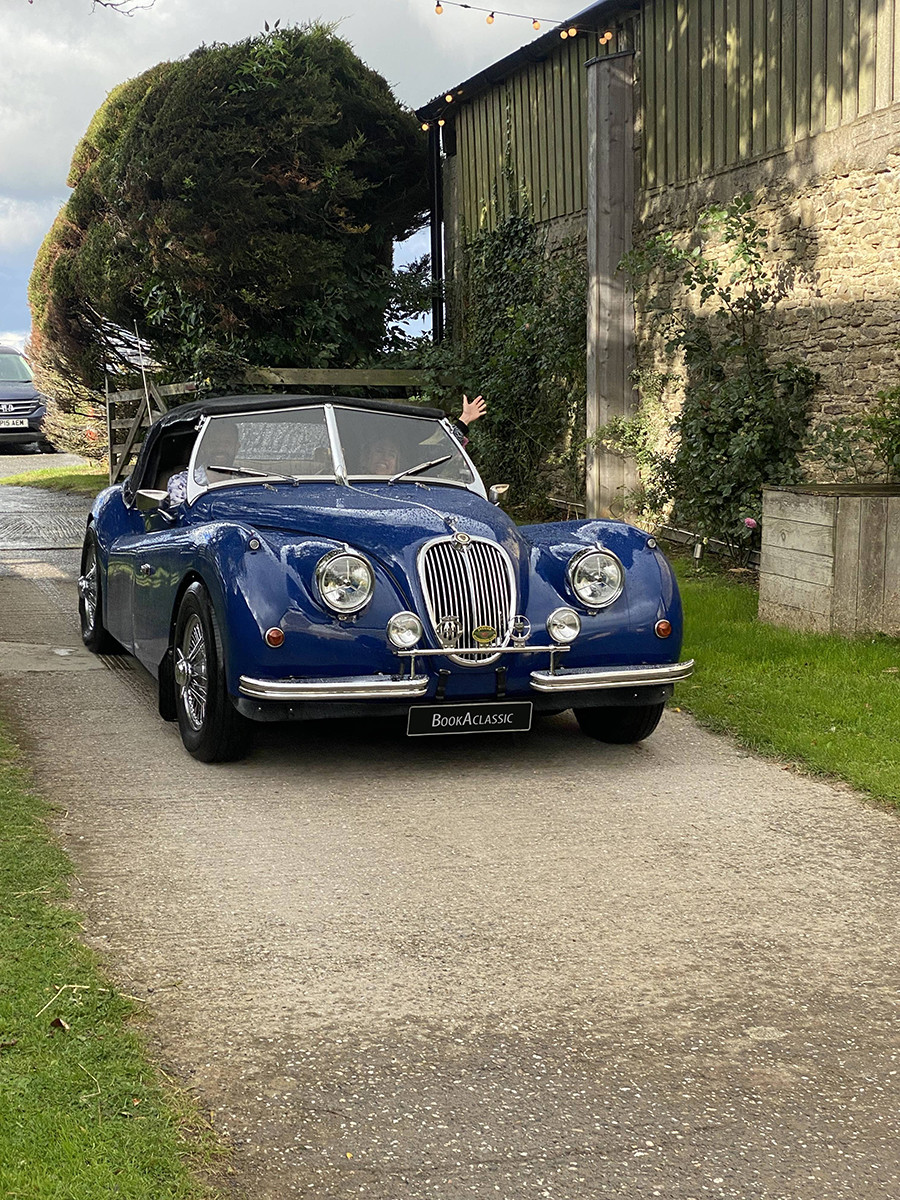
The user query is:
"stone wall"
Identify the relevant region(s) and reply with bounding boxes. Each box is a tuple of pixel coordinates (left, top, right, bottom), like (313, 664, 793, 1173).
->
(633, 102, 900, 434)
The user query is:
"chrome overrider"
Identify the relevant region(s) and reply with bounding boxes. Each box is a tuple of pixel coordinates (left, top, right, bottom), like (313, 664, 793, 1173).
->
(238, 650, 694, 702)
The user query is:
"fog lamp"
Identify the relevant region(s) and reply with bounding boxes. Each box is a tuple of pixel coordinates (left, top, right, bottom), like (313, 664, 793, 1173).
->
(387, 611, 424, 649)
(547, 607, 581, 644)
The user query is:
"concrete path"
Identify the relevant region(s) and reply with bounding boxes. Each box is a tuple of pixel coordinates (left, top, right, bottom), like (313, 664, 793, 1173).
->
(1, 466, 899, 1200)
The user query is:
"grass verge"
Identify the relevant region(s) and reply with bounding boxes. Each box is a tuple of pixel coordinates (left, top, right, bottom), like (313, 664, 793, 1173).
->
(0, 725, 222, 1198)
(673, 556, 900, 806)
(0, 463, 108, 497)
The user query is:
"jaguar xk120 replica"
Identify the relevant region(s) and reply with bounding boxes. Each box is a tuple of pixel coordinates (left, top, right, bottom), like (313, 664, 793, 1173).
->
(79, 395, 693, 761)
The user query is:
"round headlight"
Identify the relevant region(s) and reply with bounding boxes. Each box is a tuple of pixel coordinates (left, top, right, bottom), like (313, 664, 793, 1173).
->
(547, 607, 581, 644)
(387, 611, 423, 649)
(316, 551, 374, 614)
(567, 548, 625, 609)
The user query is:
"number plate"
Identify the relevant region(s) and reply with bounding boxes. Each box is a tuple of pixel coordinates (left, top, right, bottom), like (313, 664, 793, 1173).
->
(407, 700, 533, 736)
(0, 419, 29, 428)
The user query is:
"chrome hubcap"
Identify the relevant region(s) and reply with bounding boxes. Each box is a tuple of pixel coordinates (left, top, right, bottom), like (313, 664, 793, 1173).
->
(78, 548, 98, 627)
(176, 613, 208, 731)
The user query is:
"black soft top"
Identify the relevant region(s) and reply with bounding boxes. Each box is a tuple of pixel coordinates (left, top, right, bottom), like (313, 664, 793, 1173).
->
(153, 393, 444, 429)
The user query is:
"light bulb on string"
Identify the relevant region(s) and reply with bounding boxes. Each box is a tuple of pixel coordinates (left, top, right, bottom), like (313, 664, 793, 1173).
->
(438, 118, 446, 126)
(559, 28, 568, 38)
(486, 11, 495, 23)
(568, 26, 577, 36)
(532, 18, 540, 29)
(445, 93, 454, 102)
(421, 122, 430, 131)
(434, 2, 443, 12)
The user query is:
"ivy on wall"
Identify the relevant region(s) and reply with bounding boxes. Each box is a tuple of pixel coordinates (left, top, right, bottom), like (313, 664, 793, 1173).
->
(616, 196, 819, 561)
(399, 198, 587, 521)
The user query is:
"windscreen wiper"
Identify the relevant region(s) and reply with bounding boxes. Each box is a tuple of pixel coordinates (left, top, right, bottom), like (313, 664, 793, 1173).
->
(206, 464, 299, 485)
(388, 455, 452, 485)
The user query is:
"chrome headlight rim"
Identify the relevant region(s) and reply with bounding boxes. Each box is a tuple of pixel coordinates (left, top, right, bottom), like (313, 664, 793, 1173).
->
(546, 606, 582, 645)
(567, 546, 625, 610)
(387, 610, 424, 649)
(315, 549, 375, 615)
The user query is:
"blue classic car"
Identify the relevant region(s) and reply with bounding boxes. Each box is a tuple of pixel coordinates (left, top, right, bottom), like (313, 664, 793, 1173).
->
(79, 395, 693, 761)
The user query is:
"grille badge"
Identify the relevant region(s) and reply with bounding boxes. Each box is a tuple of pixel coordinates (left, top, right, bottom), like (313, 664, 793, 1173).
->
(453, 531, 471, 548)
(472, 624, 497, 646)
(511, 615, 531, 643)
(436, 615, 461, 646)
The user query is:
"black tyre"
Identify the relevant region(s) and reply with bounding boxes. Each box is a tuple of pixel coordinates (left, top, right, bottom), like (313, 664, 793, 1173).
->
(78, 529, 120, 653)
(173, 582, 251, 762)
(574, 701, 666, 744)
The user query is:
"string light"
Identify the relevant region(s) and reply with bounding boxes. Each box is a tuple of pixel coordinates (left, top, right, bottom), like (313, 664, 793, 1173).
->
(428, 1, 594, 37)
(445, 92, 454, 102)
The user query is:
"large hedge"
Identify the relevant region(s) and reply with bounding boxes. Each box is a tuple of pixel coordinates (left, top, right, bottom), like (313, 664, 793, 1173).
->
(29, 23, 427, 394)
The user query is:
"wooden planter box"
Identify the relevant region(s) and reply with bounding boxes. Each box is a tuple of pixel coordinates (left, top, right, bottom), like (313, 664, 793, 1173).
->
(759, 484, 900, 636)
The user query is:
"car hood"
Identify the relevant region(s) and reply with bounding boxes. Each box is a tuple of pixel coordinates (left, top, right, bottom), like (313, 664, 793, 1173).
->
(198, 481, 521, 558)
(0, 382, 42, 404)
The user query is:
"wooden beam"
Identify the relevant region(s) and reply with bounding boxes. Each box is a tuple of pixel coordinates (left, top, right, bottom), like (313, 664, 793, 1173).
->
(241, 368, 453, 388)
(586, 52, 636, 518)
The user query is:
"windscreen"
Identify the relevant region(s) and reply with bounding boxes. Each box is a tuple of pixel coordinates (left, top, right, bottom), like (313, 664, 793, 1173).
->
(193, 408, 332, 487)
(0, 352, 33, 384)
(334, 408, 474, 486)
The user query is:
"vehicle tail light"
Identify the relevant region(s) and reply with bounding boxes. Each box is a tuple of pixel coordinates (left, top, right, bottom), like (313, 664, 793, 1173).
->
(265, 627, 285, 647)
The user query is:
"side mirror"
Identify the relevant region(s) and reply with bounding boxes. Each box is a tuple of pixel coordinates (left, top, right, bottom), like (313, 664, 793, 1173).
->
(135, 488, 169, 511)
(489, 483, 510, 506)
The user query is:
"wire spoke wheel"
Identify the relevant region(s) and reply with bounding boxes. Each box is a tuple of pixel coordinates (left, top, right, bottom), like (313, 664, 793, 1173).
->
(78, 529, 119, 654)
(172, 581, 251, 762)
(78, 543, 98, 630)
(175, 614, 209, 732)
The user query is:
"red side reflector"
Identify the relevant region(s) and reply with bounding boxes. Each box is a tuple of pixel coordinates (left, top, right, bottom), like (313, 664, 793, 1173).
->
(655, 620, 672, 639)
(265, 627, 285, 648)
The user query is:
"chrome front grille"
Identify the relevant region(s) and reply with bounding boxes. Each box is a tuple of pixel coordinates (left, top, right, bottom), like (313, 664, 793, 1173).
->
(418, 536, 517, 666)
(0, 400, 39, 417)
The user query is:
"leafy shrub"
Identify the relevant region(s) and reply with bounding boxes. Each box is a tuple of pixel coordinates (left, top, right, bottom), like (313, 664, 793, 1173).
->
(393, 199, 587, 521)
(621, 196, 818, 560)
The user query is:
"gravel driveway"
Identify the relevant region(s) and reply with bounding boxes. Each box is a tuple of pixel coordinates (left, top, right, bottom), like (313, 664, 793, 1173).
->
(1, 469, 899, 1199)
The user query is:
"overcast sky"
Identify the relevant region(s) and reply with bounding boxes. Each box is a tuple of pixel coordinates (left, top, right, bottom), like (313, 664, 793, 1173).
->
(0, 0, 582, 350)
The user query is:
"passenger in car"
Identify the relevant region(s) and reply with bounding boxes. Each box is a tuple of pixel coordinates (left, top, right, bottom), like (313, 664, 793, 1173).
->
(167, 420, 240, 504)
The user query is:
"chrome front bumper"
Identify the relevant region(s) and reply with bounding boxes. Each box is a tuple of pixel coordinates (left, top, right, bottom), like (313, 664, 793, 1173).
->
(530, 660, 695, 692)
(239, 659, 693, 702)
(239, 674, 429, 701)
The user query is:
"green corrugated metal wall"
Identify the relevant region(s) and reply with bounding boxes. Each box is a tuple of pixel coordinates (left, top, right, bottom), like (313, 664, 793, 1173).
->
(449, 0, 900, 228)
(641, 0, 900, 187)
(454, 31, 614, 231)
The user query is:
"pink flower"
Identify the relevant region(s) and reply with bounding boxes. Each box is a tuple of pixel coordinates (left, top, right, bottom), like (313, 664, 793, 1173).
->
(744, 517, 758, 529)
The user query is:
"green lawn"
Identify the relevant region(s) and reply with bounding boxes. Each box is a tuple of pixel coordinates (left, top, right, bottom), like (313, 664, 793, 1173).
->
(0, 727, 222, 1198)
(0, 463, 109, 497)
(673, 557, 900, 806)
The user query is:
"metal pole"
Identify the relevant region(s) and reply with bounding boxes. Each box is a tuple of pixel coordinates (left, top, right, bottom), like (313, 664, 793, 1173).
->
(429, 126, 445, 344)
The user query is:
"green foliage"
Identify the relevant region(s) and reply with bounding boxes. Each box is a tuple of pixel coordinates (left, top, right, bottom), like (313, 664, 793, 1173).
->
(802, 386, 900, 483)
(622, 197, 818, 560)
(395, 201, 587, 520)
(29, 23, 428, 399)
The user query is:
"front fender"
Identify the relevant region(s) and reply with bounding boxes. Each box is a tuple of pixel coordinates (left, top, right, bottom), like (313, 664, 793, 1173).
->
(519, 519, 684, 663)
